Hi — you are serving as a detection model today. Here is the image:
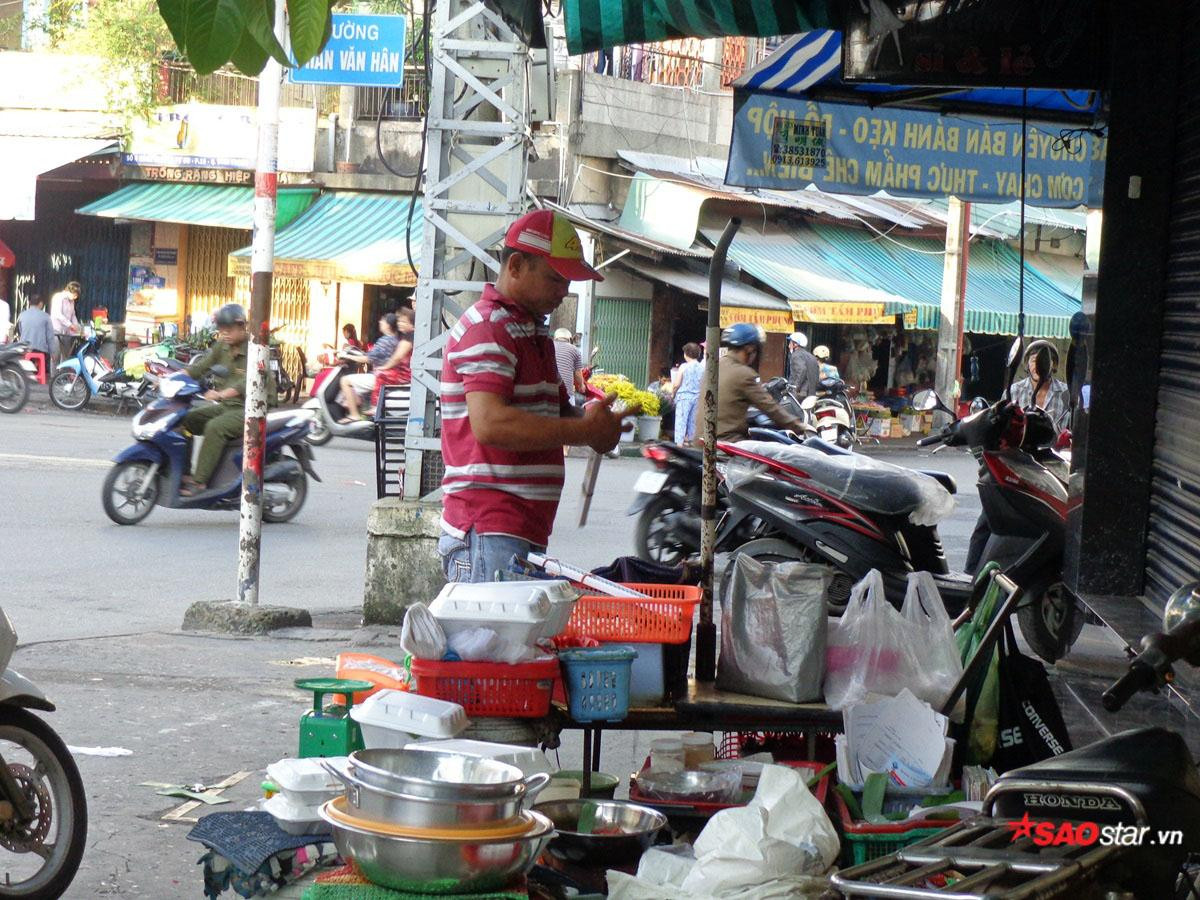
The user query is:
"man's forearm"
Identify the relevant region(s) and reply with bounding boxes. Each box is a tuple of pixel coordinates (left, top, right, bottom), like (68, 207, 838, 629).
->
(471, 405, 591, 451)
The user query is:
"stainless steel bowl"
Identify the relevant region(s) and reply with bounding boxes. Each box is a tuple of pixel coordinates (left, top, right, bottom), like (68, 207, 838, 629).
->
(319, 802, 554, 894)
(534, 799, 667, 865)
(323, 762, 529, 829)
(348, 749, 542, 801)
(634, 768, 743, 804)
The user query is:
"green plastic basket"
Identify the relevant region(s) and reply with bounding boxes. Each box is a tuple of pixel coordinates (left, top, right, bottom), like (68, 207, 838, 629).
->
(834, 790, 954, 866)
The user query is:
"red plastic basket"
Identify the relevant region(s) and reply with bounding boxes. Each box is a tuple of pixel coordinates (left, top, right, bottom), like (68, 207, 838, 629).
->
(410, 658, 559, 718)
(561, 583, 701, 644)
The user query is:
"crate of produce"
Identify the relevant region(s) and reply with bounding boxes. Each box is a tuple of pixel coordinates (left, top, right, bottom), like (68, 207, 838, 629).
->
(833, 789, 955, 867)
(561, 583, 700, 644)
(559, 646, 637, 723)
(409, 657, 559, 718)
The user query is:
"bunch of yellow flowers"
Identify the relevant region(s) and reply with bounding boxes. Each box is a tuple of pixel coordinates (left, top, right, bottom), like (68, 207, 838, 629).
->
(588, 373, 660, 417)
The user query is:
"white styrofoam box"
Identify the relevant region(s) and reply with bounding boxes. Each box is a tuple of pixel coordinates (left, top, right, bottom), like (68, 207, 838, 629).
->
(407, 739, 553, 779)
(537, 582, 581, 640)
(430, 581, 560, 646)
(263, 793, 330, 836)
(351, 690, 469, 750)
(266, 756, 348, 809)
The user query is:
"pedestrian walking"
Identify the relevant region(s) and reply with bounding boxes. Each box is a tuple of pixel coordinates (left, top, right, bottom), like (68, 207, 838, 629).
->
(785, 332, 820, 399)
(49, 281, 81, 366)
(553, 327, 585, 403)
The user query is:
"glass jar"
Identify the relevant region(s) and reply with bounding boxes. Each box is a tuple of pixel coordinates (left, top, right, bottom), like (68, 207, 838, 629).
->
(682, 732, 715, 769)
(649, 738, 684, 772)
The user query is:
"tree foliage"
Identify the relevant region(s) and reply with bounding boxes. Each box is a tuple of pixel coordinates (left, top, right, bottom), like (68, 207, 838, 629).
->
(156, 0, 338, 76)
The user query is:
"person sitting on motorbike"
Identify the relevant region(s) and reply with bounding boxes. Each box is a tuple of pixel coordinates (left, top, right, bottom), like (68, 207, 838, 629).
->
(1010, 340, 1070, 432)
(338, 313, 399, 422)
(716, 323, 805, 442)
(813, 344, 841, 382)
(341, 323, 363, 353)
(180, 303, 275, 496)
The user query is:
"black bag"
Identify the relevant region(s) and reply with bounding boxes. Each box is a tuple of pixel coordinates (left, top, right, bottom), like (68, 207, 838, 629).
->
(991, 622, 1072, 772)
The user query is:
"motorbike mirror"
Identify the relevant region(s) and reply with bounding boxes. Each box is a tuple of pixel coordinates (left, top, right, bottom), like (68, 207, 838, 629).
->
(1163, 581, 1200, 633)
(911, 389, 948, 413)
(1003, 337, 1024, 400)
(969, 396, 989, 414)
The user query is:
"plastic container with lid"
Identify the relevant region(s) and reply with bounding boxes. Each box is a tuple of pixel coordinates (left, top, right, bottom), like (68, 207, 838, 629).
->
(263, 793, 331, 836)
(682, 732, 715, 770)
(650, 738, 685, 773)
(265, 756, 348, 809)
(348, 689, 469, 750)
(430, 581, 564, 646)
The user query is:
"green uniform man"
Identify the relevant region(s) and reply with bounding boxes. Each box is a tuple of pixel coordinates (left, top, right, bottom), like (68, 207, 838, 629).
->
(181, 303, 275, 495)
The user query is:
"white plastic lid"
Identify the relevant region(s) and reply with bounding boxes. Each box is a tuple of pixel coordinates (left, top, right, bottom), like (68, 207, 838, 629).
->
(264, 792, 323, 824)
(430, 583, 553, 623)
(266, 757, 348, 794)
(349, 689, 469, 739)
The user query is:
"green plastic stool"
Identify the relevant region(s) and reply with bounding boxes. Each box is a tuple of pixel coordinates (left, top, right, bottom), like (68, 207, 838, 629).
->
(295, 678, 374, 758)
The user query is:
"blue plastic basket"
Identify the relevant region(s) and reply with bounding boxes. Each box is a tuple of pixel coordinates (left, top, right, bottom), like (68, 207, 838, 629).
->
(558, 646, 638, 723)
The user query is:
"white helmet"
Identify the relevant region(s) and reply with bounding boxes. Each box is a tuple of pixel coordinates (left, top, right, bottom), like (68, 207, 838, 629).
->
(813, 344, 831, 361)
(787, 332, 808, 348)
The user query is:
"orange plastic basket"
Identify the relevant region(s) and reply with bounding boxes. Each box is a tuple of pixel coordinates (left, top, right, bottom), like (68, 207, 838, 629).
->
(561, 583, 701, 644)
(410, 657, 559, 718)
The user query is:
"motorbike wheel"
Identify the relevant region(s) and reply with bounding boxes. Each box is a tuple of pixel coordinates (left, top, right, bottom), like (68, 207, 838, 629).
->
(47, 372, 89, 411)
(0, 368, 29, 414)
(0, 707, 87, 900)
(102, 461, 159, 526)
(721, 538, 856, 616)
(634, 494, 691, 567)
(1017, 577, 1085, 663)
(305, 415, 333, 446)
(263, 469, 308, 523)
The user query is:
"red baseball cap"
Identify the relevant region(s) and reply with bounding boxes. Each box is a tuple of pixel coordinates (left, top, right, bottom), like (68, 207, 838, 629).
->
(504, 209, 603, 282)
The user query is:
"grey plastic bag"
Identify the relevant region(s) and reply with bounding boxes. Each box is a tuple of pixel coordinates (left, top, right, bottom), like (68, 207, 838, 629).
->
(717, 555, 831, 703)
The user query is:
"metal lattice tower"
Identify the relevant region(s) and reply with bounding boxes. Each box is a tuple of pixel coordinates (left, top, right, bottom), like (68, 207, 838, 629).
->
(404, 0, 532, 499)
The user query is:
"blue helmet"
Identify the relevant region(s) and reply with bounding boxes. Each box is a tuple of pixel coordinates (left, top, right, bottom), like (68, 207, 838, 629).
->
(721, 323, 763, 349)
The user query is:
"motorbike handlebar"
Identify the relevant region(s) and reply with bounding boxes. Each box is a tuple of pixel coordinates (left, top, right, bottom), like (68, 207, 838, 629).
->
(917, 432, 946, 447)
(1101, 663, 1157, 712)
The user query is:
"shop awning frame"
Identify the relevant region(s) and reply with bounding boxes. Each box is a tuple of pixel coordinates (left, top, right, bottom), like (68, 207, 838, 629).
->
(77, 182, 317, 230)
(227, 191, 423, 285)
(2, 136, 119, 221)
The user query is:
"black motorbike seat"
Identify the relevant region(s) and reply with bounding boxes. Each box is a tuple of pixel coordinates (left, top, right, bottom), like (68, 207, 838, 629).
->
(659, 441, 703, 463)
(738, 440, 953, 523)
(803, 436, 957, 495)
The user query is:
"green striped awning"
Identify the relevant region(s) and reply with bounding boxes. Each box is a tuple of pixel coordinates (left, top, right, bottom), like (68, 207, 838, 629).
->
(565, 0, 835, 54)
(77, 182, 317, 230)
(228, 191, 423, 285)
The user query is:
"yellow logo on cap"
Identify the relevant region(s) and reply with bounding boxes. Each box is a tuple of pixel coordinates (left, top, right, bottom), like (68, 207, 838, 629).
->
(550, 213, 584, 259)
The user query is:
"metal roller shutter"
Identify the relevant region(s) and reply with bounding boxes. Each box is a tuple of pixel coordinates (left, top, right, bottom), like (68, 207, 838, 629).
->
(594, 297, 651, 386)
(1146, 4, 1200, 604)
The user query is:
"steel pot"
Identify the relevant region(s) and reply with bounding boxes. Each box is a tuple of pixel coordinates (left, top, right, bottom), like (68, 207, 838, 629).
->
(534, 799, 667, 865)
(319, 801, 554, 894)
(348, 748, 547, 802)
(322, 762, 545, 829)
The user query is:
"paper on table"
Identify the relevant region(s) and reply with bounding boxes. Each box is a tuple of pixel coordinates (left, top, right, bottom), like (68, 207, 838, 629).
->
(848, 690, 950, 790)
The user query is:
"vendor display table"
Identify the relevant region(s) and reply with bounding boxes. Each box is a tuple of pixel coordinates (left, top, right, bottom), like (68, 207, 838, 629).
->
(547, 679, 842, 790)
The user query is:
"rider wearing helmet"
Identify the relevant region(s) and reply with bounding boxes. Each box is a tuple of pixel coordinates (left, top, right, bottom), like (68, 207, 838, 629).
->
(812, 344, 840, 381)
(180, 303, 276, 496)
(717, 323, 805, 442)
(1010, 339, 1069, 431)
(785, 331, 820, 399)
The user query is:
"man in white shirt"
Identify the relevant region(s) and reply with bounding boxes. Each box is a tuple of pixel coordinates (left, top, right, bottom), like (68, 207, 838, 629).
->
(0, 296, 10, 343)
(49, 281, 81, 365)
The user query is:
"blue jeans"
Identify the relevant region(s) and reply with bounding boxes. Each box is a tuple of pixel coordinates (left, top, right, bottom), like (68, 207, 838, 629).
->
(674, 393, 698, 443)
(437, 529, 543, 583)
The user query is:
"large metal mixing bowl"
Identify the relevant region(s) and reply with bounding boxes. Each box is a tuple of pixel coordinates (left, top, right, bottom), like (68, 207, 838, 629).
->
(534, 799, 667, 865)
(349, 749, 544, 801)
(319, 801, 554, 894)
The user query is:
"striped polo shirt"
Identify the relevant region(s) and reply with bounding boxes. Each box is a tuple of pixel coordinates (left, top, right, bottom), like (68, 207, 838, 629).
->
(440, 285, 568, 546)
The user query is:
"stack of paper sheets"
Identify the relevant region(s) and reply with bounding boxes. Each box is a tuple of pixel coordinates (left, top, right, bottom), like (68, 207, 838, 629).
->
(836, 689, 954, 791)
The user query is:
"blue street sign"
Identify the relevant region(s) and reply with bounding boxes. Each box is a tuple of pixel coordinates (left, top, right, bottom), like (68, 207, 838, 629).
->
(289, 14, 407, 87)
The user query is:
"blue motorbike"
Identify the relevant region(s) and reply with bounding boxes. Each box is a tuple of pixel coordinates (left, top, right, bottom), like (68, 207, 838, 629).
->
(50, 330, 185, 412)
(102, 374, 319, 525)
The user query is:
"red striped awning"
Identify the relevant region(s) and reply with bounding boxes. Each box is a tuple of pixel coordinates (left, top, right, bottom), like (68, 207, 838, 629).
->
(0, 239, 14, 268)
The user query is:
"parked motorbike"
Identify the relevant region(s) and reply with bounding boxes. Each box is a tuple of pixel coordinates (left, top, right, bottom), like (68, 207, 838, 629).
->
(808, 376, 856, 447)
(0, 342, 35, 414)
(833, 586, 1200, 899)
(302, 351, 382, 447)
(48, 331, 164, 411)
(102, 373, 319, 525)
(0, 606, 87, 898)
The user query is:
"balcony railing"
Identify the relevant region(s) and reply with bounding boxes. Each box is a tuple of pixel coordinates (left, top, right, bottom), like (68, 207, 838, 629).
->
(158, 62, 428, 120)
(584, 36, 775, 90)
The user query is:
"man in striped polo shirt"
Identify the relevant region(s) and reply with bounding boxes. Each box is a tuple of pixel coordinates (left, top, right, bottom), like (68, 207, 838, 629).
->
(438, 210, 628, 582)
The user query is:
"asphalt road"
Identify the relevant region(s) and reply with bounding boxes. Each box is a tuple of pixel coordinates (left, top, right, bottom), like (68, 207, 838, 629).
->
(0, 403, 1015, 896)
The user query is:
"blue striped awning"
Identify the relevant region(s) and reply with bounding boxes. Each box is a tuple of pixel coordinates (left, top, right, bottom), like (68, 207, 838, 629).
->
(732, 30, 841, 94)
(227, 191, 422, 285)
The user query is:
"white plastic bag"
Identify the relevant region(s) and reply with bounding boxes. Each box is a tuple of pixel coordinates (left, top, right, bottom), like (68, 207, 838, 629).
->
(400, 602, 446, 660)
(823, 570, 924, 710)
(901, 571, 964, 715)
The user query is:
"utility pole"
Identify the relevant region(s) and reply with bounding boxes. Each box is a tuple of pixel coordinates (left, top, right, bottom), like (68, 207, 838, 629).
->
(237, 1, 285, 606)
(934, 196, 969, 427)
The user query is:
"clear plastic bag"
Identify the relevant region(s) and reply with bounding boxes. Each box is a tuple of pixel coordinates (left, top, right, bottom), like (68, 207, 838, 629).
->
(823, 570, 923, 710)
(901, 572, 965, 716)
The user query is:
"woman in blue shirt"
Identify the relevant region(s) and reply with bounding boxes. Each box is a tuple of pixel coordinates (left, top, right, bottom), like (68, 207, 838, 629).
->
(670, 342, 703, 444)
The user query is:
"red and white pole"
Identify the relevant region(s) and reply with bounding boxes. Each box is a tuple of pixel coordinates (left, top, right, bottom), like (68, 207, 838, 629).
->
(237, 1, 285, 606)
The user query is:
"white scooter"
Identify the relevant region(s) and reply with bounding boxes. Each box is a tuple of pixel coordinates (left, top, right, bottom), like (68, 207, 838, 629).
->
(302, 351, 410, 446)
(805, 377, 856, 448)
(0, 608, 87, 898)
